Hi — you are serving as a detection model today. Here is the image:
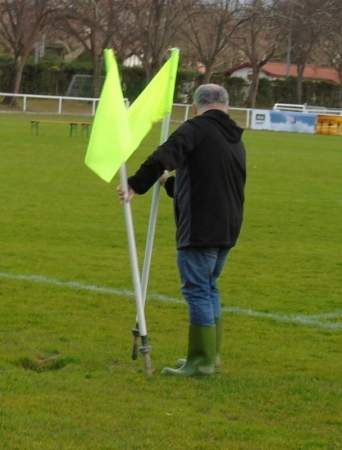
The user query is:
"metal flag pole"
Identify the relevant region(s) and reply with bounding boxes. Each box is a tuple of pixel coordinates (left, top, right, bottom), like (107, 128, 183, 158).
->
(131, 114, 172, 360)
(120, 163, 152, 375)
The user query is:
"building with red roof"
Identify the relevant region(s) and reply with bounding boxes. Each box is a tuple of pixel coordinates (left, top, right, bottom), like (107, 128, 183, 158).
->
(223, 62, 341, 85)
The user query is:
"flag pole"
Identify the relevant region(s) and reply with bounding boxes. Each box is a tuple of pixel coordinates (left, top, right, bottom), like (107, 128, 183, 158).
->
(131, 114, 171, 359)
(142, 114, 171, 304)
(120, 163, 152, 375)
(128, 47, 179, 361)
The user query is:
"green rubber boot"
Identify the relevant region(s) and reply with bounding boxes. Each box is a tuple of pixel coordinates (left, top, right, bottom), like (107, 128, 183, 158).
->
(176, 317, 223, 373)
(161, 324, 216, 377)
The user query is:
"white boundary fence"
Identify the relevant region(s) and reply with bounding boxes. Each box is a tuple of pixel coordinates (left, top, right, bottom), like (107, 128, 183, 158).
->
(0, 92, 252, 129)
(0, 92, 100, 115)
(0, 92, 130, 115)
(273, 103, 342, 116)
(3, 93, 342, 127)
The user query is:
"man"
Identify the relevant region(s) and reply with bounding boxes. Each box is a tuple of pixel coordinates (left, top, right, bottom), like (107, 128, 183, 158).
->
(118, 84, 246, 377)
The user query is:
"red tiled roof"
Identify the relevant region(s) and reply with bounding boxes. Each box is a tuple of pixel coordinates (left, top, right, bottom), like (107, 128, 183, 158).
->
(223, 62, 251, 74)
(223, 62, 341, 84)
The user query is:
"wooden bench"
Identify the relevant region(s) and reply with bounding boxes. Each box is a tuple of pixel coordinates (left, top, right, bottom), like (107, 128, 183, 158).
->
(30, 120, 92, 137)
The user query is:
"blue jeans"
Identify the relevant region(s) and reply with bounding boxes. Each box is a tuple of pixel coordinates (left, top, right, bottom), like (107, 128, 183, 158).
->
(177, 247, 230, 326)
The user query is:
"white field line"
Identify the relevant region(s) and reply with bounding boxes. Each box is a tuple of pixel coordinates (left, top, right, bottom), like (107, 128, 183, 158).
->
(1, 272, 342, 331)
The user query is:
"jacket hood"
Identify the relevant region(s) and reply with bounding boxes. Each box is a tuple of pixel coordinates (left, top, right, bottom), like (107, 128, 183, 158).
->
(200, 109, 244, 143)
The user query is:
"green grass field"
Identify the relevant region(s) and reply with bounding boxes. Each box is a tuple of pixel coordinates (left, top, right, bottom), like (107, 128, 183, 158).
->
(0, 113, 341, 449)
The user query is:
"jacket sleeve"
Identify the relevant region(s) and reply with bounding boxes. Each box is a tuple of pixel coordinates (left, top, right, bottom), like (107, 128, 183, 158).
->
(128, 120, 204, 194)
(164, 176, 175, 198)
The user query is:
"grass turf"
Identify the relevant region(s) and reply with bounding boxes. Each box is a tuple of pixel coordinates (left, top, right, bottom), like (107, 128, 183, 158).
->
(0, 113, 341, 449)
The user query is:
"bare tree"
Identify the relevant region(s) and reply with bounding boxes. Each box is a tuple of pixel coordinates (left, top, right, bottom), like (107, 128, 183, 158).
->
(321, 0, 342, 106)
(283, 0, 334, 103)
(54, 0, 125, 98)
(180, 0, 244, 83)
(125, 0, 196, 82)
(108, 5, 141, 65)
(0, 0, 59, 105)
(229, 0, 284, 108)
(43, 25, 86, 63)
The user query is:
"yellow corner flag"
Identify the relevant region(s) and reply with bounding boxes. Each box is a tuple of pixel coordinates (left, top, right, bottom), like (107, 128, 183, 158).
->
(85, 49, 130, 183)
(127, 48, 179, 160)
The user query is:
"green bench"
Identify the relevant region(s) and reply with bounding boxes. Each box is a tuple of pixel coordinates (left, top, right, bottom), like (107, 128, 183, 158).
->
(30, 120, 92, 137)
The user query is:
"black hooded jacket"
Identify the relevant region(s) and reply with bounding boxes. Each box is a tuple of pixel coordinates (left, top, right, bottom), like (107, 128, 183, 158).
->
(128, 109, 246, 249)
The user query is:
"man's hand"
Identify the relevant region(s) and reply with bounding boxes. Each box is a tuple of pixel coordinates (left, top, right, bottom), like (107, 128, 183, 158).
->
(117, 185, 136, 205)
(159, 170, 170, 187)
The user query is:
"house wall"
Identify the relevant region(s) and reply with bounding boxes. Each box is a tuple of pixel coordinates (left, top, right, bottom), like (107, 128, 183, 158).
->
(229, 67, 270, 81)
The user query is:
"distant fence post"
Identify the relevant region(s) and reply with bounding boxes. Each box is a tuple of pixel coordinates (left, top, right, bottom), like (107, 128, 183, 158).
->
(246, 109, 251, 128)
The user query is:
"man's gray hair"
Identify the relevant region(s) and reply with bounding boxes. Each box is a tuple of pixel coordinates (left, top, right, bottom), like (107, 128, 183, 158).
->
(193, 84, 229, 109)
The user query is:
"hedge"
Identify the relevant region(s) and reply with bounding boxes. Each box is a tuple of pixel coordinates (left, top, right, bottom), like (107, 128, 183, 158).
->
(0, 57, 340, 108)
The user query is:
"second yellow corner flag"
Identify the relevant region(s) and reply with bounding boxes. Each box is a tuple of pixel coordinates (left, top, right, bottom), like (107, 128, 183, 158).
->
(126, 48, 179, 160)
(85, 48, 179, 183)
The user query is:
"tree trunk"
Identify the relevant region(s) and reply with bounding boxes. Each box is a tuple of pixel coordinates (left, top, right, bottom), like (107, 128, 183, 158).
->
(91, 53, 104, 98)
(2, 56, 27, 107)
(202, 65, 213, 84)
(296, 64, 305, 104)
(338, 71, 342, 107)
(151, 60, 162, 80)
(143, 61, 153, 84)
(247, 67, 261, 109)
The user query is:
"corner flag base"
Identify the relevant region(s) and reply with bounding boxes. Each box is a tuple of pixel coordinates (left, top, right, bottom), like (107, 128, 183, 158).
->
(139, 343, 152, 376)
(131, 326, 140, 360)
